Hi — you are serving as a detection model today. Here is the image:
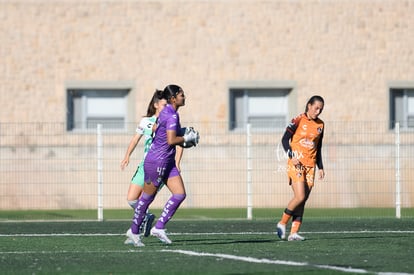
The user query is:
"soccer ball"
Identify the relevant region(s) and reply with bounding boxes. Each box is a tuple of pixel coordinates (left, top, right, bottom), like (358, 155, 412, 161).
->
(180, 141, 196, 148)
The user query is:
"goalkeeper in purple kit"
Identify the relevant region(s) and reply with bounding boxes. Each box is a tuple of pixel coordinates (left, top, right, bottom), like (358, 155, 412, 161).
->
(126, 84, 199, 247)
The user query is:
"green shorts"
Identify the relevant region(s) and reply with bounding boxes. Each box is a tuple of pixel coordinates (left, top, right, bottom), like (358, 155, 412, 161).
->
(131, 160, 165, 190)
(131, 161, 145, 187)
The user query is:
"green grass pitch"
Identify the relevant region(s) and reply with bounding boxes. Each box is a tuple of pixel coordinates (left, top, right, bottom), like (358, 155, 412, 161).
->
(0, 209, 413, 274)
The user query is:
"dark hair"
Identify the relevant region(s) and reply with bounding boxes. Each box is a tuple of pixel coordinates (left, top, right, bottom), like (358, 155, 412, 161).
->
(162, 84, 183, 102)
(145, 89, 164, 117)
(305, 95, 324, 112)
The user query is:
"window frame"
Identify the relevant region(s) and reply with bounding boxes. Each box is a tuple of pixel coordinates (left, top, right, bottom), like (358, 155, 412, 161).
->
(389, 81, 414, 131)
(228, 81, 297, 132)
(66, 81, 135, 133)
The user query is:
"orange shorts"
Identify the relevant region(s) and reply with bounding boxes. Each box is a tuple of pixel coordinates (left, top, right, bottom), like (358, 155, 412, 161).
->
(287, 161, 316, 187)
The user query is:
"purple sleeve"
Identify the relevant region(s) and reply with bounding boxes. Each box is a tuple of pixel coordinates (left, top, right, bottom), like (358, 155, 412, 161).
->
(166, 114, 179, 132)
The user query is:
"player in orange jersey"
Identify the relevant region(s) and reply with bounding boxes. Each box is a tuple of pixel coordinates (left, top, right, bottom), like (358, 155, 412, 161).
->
(276, 95, 325, 241)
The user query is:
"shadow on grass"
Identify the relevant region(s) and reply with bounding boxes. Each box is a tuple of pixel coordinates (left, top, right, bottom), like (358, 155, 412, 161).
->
(171, 237, 276, 246)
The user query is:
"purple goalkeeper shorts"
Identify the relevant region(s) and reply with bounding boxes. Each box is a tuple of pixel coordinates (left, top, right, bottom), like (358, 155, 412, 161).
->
(144, 159, 180, 187)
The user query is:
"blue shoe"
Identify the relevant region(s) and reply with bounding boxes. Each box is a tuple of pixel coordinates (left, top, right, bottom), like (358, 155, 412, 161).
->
(142, 213, 155, 237)
(138, 214, 148, 234)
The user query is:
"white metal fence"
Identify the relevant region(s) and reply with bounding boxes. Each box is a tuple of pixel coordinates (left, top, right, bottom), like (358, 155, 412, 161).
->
(0, 121, 413, 218)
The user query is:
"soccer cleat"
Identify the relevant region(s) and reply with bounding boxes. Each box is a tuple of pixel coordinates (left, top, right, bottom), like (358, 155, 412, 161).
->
(288, 233, 305, 241)
(142, 213, 156, 237)
(138, 218, 145, 234)
(124, 238, 134, 245)
(150, 227, 172, 244)
(276, 222, 286, 240)
(126, 228, 145, 247)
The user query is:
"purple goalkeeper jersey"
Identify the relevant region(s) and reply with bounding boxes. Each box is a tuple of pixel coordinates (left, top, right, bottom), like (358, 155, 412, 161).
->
(145, 104, 181, 162)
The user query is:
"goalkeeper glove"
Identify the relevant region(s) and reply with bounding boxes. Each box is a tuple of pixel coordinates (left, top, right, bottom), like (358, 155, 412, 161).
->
(182, 127, 200, 147)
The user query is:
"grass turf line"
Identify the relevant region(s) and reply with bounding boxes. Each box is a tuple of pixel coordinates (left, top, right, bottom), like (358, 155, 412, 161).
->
(1, 207, 414, 221)
(0, 218, 413, 274)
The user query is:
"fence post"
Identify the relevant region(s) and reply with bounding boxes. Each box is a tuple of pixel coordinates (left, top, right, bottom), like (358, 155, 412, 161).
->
(247, 123, 253, 220)
(97, 124, 104, 221)
(395, 122, 401, 219)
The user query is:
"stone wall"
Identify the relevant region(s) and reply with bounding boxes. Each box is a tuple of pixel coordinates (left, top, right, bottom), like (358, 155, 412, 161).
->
(1, 1, 414, 126)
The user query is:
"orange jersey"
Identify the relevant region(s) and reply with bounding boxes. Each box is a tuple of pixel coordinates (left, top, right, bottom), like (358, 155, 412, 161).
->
(287, 113, 324, 167)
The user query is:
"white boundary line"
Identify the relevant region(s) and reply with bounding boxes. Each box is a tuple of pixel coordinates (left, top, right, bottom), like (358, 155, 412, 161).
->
(1, 248, 410, 275)
(1, 230, 414, 237)
(162, 249, 414, 275)
(163, 249, 363, 274)
(0, 231, 413, 274)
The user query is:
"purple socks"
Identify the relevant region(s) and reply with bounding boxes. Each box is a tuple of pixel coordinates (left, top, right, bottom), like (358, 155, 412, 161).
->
(130, 192, 155, 234)
(155, 193, 186, 229)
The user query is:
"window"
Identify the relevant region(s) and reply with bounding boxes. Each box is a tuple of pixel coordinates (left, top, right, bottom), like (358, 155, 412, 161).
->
(390, 87, 414, 130)
(66, 83, 134, 132)
(229, 82, 296, 131)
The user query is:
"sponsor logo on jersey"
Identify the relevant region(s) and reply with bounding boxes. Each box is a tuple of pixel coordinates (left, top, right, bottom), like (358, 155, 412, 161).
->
(299, 138, 315, 149)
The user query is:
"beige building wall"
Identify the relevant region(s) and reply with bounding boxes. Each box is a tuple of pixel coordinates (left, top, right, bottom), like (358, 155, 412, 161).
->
(1, 1, 414, 125)
(1, 1, 414, 210)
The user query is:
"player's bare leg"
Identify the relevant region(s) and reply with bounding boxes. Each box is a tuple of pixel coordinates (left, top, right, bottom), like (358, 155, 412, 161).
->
(126, 184, 143, 208)
(288, 181, 308, 210)
(286, 184, 312, 241)
(277, 181, 311, 240)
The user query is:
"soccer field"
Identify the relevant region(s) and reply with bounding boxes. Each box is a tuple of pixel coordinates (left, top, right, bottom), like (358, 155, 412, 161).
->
(1, 217, 413, 274)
